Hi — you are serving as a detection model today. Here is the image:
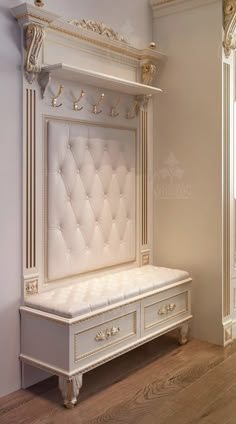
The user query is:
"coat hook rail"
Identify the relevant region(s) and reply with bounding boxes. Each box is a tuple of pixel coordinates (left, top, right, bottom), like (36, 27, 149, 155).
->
(92, 93, 104, 114)
(52, 85, 64, 108)
(73, 89, 85, 111)
(111, 97, 120, 117)
(127, 100, 138, 120)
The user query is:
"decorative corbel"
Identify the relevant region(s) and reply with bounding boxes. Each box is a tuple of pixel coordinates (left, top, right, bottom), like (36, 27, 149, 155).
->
(141, 62, 157, 86)
(24, 23, 45, 83)
(136, 94, 152, 109)
(223, 0, 236, 58)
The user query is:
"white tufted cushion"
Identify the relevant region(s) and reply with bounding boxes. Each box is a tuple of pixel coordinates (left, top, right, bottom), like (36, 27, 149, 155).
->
(47, 121, 136, 281)
(25, 266, 190, 318)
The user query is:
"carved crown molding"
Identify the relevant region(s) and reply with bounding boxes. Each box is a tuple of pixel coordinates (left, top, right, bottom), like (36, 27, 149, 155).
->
(68, 19, 127, 44)
(223, 0, 236, 57)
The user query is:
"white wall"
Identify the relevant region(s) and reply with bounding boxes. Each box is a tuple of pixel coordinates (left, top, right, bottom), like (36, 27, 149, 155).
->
(0, 0, 152, 398)
(153, 1, 223, 344)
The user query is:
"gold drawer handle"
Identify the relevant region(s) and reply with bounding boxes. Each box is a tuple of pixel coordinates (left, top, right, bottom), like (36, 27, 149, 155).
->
(95, 326, 120, 341)
(158, 303, 176, 316)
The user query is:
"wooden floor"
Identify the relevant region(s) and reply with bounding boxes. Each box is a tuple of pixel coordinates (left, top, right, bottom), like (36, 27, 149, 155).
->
(1, 335, 236, 424)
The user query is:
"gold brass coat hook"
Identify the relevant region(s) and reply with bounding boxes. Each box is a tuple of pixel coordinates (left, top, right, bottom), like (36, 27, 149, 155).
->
(111, 97, 120, 117)
(52, 85, 64, 108)
(92, 93, 104, 114)
(73, 90, 85, 111)
(127, 100, 138, 120)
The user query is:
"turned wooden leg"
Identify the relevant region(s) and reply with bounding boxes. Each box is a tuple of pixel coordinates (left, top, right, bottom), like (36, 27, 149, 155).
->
(59, 374, 83, 409)
(178, 322, 189, 345)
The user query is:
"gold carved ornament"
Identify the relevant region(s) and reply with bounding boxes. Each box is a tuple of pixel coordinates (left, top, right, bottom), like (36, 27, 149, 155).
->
(223, 0, 236, 57)
(95, 326, 120, 341)
(158, 303, 176, 315)
(141, 62, 157, 86)
(25, 23, 45, 83)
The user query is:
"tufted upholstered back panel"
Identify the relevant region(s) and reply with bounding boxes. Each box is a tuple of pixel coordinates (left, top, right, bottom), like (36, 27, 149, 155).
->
(46, 120, 136, 282)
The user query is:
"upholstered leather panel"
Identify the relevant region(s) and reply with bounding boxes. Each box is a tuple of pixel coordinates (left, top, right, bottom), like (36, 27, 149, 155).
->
(25, 266, 190, 318)
(47, 121, 136, 281)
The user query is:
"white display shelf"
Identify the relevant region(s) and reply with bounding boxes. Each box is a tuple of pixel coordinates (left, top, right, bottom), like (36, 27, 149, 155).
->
(40, 63, 162, 97)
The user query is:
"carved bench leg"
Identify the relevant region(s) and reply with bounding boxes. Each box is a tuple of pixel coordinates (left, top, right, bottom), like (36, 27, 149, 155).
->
(178, 322, 189, 345)
(59, 374, 83, 409)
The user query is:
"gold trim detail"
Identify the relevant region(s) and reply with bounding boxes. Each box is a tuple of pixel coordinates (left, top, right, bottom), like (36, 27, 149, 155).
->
(59, 374, 82, 409)
(68, 19, 127, 44)
(223, 0, 236, 57)
(141, 110, 148, 246)
(141, 63, 157, 85)
(34, 0, 44, 7)
(25, 23, 45, 83)
(223, 63, 230, 317)
(158, 303, 176, 315)
(142, 253, 150, 265)
(26, 89, 36, 269)
(25, 279, 38, 296)
(95, 326, 120, 341)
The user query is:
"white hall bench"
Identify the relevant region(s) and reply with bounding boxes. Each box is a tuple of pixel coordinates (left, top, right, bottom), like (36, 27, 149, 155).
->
(21, 265, 192, 408)
(11, 2, 193, 409)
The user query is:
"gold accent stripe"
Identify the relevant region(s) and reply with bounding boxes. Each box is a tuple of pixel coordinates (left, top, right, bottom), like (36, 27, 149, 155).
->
(26, 89, 36, 269)
(223, 63, 230, 317)
(141, 110, 148, 245)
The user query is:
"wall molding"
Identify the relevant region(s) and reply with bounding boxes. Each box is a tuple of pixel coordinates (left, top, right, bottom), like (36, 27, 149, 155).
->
(150, 0, 220, 18)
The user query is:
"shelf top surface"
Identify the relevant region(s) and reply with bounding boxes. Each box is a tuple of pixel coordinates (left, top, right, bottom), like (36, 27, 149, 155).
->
(41, 63, 162, 96)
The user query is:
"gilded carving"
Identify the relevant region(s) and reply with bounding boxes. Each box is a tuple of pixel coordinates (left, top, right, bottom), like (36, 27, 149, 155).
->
(59, 374, 83, 409)
(34, 0, 44, 6)
(95, 326, 120, 341)
(68, 19, 127, 43)
(158, 303, 176, 315)
(25, 23, 45, 83)
(141, 62, 157, 86)
(25, 279, 38, 296)
(223, 0, 236, 57)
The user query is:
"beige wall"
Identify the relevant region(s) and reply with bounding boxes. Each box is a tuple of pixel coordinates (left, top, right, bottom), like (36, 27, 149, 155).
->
(153, 1, 223, 344)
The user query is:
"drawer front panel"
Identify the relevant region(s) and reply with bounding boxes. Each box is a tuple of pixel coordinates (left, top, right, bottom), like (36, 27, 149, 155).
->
(74, 310, 137, 362)
(144, 290, 189, 331)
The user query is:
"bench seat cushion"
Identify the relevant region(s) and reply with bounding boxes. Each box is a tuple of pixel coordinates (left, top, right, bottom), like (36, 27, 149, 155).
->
(24, 266, 190, 318)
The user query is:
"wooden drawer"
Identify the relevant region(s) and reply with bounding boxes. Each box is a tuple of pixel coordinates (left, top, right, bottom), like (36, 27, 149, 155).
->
(142, 287, 191, 335)
(72, 303, 139, 366)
